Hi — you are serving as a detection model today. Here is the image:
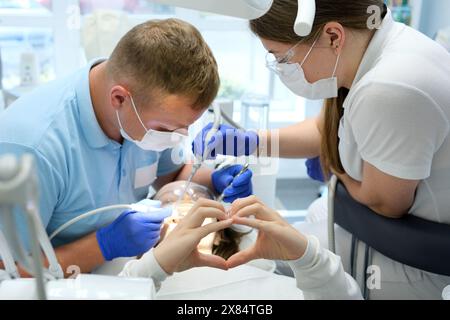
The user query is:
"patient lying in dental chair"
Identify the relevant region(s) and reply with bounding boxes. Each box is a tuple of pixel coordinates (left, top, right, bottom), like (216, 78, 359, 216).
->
(155, 181, 252, 260)
(152, 181, 303, 300)
(92, 181, 303, 299)
(93, 181, 273, 274)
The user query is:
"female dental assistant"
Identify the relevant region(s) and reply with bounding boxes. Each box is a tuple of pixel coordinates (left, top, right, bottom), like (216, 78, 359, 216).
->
(194, 0, 450, 299)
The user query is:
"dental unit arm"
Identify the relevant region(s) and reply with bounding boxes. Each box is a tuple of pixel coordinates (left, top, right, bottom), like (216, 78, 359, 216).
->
(0, 155, 158, 300)
(151, 0, 316, 36)
(0, 154, 62, 299)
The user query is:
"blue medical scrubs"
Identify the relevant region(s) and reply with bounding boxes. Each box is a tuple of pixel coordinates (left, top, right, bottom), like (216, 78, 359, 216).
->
(0, 59, 184, 248)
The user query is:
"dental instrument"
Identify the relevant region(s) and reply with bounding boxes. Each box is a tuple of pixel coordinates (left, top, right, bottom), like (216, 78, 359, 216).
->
(179, 103, 222, 201)
(216, 163, 250, 203)
(49, 205, 132, 241)
(49, 200, 166, 241)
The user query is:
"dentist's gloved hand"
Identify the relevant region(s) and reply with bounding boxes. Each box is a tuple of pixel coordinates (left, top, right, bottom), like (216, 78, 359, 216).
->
(212, 165, 253, 203)
(305, 157, 328, 183)
(192, 123, 259, 159)
(306, 157, 324, 182)
(96, 200, 172, 261)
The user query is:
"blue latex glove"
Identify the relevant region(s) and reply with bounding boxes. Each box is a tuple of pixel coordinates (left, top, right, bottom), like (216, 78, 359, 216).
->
(96, 200, 172, 261)
(192, 123, 259, 159)
(212, 165, 253, 203)
(306, 157, 328, 183)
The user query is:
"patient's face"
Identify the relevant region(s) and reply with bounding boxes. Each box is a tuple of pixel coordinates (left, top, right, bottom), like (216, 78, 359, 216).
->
(165, 195, 195, 223)
(155, 181, 215, 209)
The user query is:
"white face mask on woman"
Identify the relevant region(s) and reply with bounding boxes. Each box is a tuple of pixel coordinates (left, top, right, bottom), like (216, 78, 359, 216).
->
(116, 94, 187, 152)
(267, 36, 341, 100)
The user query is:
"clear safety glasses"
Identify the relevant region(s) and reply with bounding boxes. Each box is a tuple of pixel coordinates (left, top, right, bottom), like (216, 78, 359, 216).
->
(265, 31, 321, 76)
(265, 40, 305, 76)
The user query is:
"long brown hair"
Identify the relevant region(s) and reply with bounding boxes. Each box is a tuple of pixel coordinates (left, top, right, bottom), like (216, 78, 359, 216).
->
(250, 0, 386, 177)
(213, 229, 250, 260)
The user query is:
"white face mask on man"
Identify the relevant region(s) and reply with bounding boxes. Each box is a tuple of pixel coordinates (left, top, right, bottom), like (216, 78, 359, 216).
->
(267, 36, 341, 100)
(116, 94, 187, 152)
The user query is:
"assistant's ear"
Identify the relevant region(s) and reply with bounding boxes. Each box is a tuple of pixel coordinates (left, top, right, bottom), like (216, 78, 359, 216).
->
(323, 22, 346, 55)
(110, 85, 129, 111)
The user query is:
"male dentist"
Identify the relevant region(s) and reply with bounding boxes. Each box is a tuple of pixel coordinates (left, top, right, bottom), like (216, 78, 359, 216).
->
(0, 19, 253, 276)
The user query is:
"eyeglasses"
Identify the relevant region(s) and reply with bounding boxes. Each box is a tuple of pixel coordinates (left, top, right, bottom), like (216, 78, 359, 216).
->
(265, 31, 322, 76)
(265, 40, 303, 75)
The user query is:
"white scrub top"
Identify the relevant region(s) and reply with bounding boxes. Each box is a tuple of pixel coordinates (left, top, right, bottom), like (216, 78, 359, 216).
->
(0, 59, 184, 248)
(339, 10, 450, 224)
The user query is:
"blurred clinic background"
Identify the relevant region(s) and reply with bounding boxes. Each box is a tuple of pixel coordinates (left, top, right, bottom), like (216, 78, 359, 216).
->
(0, 0, 449, 212)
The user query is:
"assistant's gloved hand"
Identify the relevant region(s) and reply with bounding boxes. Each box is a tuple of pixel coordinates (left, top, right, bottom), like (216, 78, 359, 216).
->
(212, 165, 253, 203)
(305, 157, 328, 183)
(96, 200, 172, 261)
(192, 123, 259, 159)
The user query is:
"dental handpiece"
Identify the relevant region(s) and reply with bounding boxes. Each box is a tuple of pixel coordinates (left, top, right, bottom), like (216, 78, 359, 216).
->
(179, 162, 201, 201)
(179, 103, 222, 201)
(216, 163, 250, 203)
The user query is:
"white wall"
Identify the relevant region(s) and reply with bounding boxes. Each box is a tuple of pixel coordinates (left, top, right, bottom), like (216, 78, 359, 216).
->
(419, 0, 450, 38)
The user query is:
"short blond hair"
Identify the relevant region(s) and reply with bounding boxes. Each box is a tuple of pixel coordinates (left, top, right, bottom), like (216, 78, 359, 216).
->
(107, 18, 220, 110)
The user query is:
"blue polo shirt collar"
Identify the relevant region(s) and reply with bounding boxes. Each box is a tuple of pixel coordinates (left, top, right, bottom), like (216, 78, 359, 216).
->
(75, 58, 112, 149)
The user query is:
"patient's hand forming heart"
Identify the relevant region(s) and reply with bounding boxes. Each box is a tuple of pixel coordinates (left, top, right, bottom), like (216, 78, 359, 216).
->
(153, 196, 309, 273)
(159, 198, 217, 255)
(153, 199, 233, 274)
(226, 196, 308, 269)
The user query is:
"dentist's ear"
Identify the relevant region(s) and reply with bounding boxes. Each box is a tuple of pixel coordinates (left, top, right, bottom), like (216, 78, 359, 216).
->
(323, 22, 346, 55)
(110, 85, 129, 111)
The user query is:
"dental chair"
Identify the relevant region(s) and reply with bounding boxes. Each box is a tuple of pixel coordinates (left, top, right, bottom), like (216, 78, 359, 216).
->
(327, 176, 450, 299)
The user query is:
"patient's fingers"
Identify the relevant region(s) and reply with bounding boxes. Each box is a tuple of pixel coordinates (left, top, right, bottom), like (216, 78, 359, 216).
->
(230, 195, 261, 215)
(226, 247, 258, 269)
(198, 219, 233, 239)
(184, 207, 228, 228)
(231, 203, 271, 221)
(232, 217, 266, 230)
(190, 198, 225, 213)
(196, 252, 228, 271)
(158, 223, 169, 243)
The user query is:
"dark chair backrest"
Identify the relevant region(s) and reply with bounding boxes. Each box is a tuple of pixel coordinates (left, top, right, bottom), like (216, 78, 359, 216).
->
(333, 181, 450, 276)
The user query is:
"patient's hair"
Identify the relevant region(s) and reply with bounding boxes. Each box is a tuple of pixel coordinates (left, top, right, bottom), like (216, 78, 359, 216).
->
(213, 229, 250, 260)
(107, 18, 220, 110)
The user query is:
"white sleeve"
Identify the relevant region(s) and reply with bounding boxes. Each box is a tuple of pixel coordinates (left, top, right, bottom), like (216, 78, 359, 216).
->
(118, 249, 169, 291)
(349, 82, 449, 180)
(288, 235, 363, 300)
